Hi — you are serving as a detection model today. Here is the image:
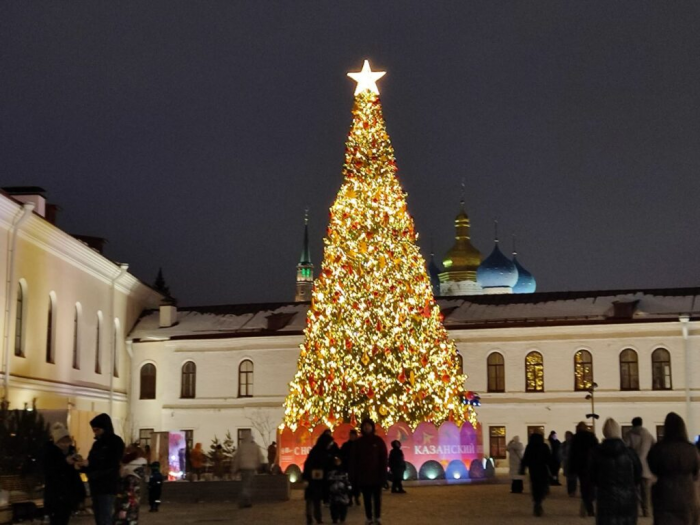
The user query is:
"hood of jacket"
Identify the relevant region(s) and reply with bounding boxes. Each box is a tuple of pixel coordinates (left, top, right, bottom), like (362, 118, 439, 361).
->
(90, 413, 114, 435)
(121, 457, 147, 478)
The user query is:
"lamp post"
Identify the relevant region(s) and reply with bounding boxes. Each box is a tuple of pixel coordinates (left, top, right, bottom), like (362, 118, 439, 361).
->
(585, 382, 599, 434)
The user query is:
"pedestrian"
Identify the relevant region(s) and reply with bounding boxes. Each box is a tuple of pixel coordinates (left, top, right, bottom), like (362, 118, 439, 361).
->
(82, 413, 125, 525)
(304, 433, 334, 525)
(231, 434, 264, 508)
(328, 455, 351, 524)
(189, 442, 205, 481)
(548, 431, 562, 485)
(520, 431, 552, 517)
(624, 417, 655, 518)
(388, 440, 407, 494)
(42, 423, 84, 525)
(648, 412, 700, 525)
(340, 429, 361, 506)
(353, 418, 388, 525)
(506, 435, 524, 494)
(114, 444, 147, 525)
(592, 418, 642, 525)
(147, 461, 163, 512)
(268, 441, 278, 474)
(212, 444, 225, 480)
(569, 421, 599, 517)
(561, 430, 577, 497)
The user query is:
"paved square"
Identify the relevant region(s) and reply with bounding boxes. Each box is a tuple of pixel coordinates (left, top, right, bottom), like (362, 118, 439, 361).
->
(73, 481, 654, 524)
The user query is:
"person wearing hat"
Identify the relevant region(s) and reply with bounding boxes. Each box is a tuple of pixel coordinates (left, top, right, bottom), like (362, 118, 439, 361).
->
(82, 413, 125, 525)
(42, 423, 84, 525)
(353, 419, 388, 525)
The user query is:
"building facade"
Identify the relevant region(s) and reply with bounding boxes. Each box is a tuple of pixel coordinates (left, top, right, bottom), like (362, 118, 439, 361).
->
(128, 288, 700, 464)
(0, 189, 162, 453)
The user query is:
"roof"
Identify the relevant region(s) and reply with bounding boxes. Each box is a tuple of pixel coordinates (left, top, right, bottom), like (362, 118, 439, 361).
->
(129, 286, 700, 342)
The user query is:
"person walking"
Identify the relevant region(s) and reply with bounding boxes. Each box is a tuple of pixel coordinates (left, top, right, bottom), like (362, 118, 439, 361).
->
(147, 461, 164, 512)
(592, 418, 642, 525)
(267, 441, 278, 474)
(42, 424, 84, 525)
(506, 435, 525, 494)
(388, 440, 406, 494)
(340, 429, 361, 506)
(212, 444, 225, 480)
(648, 412, 700, 525)
(624, 417, 655, 518)
(303, 433, 334, 525)
(548, 431, 562, 486)
(114, 445, 147, 525)
(353, 418, 388, 525)
(82, 413, 125, 525)
(520, 432, 552, 517)
(561, 430, 577, 497)
(231, 434, 264, 508)
(189, 443, 205, 481)
(570, 421, 599, 517)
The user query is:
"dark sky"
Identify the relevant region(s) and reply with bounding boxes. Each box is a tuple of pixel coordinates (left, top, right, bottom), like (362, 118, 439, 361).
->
(2, 2, 699, 306)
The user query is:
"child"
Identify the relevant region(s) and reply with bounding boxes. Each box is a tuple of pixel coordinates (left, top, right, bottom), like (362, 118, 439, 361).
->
(148, 461, 164, 512)
(327, 456, 350, 524)
(389, 440, 407, 493)
(115, 445, 147, 525)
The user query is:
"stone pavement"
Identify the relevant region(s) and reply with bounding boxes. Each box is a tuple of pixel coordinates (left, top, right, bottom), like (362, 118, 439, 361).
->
(73, 481, 654, 524)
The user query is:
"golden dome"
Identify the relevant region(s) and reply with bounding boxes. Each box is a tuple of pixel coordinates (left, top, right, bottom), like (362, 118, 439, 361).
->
(441, 204, 482, 277)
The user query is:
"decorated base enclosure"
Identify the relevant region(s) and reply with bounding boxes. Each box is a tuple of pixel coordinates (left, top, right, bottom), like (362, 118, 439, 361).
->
(279, 421, 485, 482)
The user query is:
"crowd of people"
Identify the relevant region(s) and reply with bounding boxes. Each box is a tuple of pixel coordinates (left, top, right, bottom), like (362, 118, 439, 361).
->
(511, 411, 700, 524)
(303, 418, 406, 525)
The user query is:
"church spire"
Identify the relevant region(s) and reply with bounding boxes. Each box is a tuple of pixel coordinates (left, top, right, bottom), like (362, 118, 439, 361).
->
(295, 208, 314, 302)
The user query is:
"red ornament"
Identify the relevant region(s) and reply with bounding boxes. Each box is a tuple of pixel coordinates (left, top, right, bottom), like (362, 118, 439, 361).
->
(398, 369, 406, 383)
(442, 374, 450, 383)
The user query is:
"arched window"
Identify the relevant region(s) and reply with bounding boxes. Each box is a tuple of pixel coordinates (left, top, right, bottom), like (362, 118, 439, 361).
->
(652, 348, 672, 390)
(72, 304, 82, 370)
(14, 281, 27, 357)
(140, 363, 156, 400)
(238, 360, 253, 398)
(525, 351, 544, 392)
(456, 352, 464, 374)
(574, 350, 593, 391)
(113, 318, 120, 378)
(181, 361, 196, 399)
(46, 293, 56, 364)
(95, 312, 103, 374)
(620, 349, 639, 391)
(487, 352, 505, 392)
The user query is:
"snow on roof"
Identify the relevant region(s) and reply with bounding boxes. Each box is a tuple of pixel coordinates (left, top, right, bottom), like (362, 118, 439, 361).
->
(129, 288, 700, 342)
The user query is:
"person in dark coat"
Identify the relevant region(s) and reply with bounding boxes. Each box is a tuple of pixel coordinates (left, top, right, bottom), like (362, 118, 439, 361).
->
(388, 440, 406, 494)
(43, 424, 84, 525)
(303, 433, 334, 525)
(82, 413, 125, 525)
(147, 462, 163, 512)
(520, 432, 552, 517)
(561, 431, 577, 497)
(592, 418, 642, 525)
(548, 431, 562, 485)
(569, 421, 599, 517)
(340, 429, 360, 506)
(648, 412, 700, 525)
(353, 418, 388, 525)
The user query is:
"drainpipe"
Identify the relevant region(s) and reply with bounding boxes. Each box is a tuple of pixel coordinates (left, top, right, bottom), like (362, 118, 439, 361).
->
(680, 315, 692, 437)
(109, 263, 129, 418)
(2, 203, 35, 399)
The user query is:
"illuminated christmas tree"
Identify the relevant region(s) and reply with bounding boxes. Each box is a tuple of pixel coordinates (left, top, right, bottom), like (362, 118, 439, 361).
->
(283, 61, 477, 430)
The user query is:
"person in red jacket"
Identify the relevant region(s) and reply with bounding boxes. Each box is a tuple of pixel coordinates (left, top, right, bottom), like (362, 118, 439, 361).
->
(353, 419, 388, 525)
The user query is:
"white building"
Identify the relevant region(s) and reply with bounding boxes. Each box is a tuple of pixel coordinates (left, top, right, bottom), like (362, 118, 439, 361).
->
(128, 288, 700, 465)
(0, 188, 162, 453)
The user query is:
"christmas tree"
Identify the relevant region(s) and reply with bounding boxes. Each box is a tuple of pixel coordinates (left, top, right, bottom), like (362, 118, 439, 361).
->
(283, 61, 477, 430)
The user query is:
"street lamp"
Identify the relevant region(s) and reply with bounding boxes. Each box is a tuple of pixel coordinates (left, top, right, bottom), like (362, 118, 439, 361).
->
(585, 382, 599, 433)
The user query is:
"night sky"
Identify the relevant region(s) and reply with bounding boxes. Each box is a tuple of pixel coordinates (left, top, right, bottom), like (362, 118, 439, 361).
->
(1, 2, 699, 306)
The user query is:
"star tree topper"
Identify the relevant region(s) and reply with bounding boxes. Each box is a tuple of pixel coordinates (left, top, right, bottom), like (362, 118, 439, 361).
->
(347, 60, 386, 95)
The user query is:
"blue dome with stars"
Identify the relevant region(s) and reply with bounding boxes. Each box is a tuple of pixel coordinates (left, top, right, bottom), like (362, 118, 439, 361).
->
(476, 242, 519, 289)
(512, 256, 536, 294)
